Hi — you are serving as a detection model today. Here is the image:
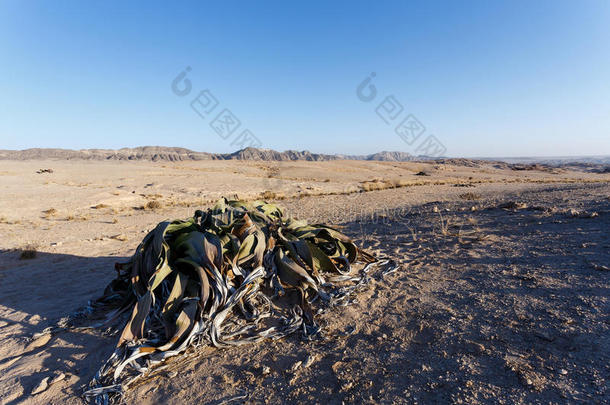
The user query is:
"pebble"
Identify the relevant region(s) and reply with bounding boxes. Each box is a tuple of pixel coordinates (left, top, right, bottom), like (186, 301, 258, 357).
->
(28, 314, 42, 325)
(50, 372, 65, 385)
(534, 329, 555, 342)
(50, 242, 62, 247)
(559, 369, 568, 375)
(303, 354, 316, 368)
(25, 333, 51, 351)
(341, 382, 353, 391)
(31, 377, 49, 395)
(262, 366, 271, 375)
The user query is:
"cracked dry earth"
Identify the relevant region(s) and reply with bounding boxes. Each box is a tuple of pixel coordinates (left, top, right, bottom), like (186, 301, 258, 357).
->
(1, 182, 608, 404)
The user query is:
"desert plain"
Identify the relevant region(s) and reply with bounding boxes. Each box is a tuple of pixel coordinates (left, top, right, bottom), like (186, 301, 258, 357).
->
(0, 157, 608, 404)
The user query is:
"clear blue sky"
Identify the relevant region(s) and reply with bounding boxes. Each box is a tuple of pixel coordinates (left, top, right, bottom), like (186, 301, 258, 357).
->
(1, 1, 609, 157)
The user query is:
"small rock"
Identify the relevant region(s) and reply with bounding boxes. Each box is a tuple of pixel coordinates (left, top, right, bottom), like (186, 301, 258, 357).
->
(534, 329, 555, 342)
(341, 382, 353, 391)
(50, 372, 65, 385)
(262, 366, 271, 375)
(25, 333, 51, 351)
(526, 378, 533, 385)
(29, 314, 42, 325)
(432, 206, 439, 213)
(559, 369, 568, 375)
(303, 354, 316, 368)
(464, 340, 486, 354)
(31, 377, 49, 395)
(568, 208, 580, 217)
(50, 242, 62, 247)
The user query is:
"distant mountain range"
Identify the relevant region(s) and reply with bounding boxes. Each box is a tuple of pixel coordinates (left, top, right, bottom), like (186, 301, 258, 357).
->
(0, 146, 608, 166)
(0, 146, 434, 162)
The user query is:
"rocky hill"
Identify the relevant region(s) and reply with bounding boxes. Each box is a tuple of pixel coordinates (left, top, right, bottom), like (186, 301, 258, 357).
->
(0, 147, 215, 161)
(0, 146, 422, 162)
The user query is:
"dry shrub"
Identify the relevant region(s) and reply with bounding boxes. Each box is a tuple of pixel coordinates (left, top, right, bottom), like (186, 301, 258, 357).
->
(145, 200, 163, 210)
(459, 192, 481, 200)
(392, 179, 411, 187)
(261, 190, 277, 200)
(19, 245, 37, 260)
(360, 178, 395, 192)
(42, 208, 57, 218)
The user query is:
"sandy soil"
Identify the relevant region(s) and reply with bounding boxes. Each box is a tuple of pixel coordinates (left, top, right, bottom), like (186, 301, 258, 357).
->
(0, 160, 608, 404)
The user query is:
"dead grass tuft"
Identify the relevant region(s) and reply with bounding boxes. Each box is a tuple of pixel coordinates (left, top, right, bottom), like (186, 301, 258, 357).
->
(360, 178, 394, 192)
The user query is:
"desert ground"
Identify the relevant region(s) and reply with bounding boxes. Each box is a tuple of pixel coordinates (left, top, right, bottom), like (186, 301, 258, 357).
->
(0, 159, 608, 404)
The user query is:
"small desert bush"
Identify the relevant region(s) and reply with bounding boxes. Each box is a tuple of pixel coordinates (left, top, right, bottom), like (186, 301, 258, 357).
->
(19, 245, 37, 260)
(145, 200, 163, 210)
(459, 192, 481, 201)
(42, 208, 57, 218)
(392, 179, 411, 188)
(360, 178, 395, 192)
(261, 190, 277, 200)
